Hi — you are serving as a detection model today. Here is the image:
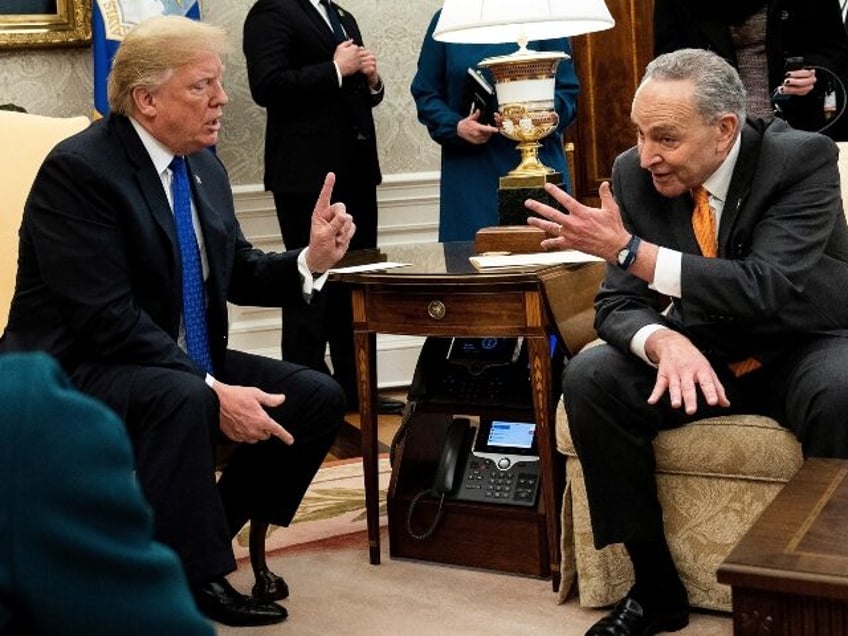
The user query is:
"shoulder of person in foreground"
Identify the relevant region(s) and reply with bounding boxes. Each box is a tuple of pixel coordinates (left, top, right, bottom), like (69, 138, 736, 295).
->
(0, 352, 214, 636)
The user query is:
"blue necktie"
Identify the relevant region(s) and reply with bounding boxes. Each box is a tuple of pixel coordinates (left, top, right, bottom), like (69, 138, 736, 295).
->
(320, 0, 346, 42)
(170, 156, 213, 373)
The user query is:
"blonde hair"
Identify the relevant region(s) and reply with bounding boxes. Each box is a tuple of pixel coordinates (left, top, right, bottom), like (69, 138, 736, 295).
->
(107, 15, 230, 115)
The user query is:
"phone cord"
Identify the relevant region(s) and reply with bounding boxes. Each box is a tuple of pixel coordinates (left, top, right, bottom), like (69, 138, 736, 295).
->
(406, 489, 446, 541)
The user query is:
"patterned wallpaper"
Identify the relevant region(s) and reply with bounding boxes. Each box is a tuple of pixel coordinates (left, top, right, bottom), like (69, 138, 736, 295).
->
(0, 0, 442, 186)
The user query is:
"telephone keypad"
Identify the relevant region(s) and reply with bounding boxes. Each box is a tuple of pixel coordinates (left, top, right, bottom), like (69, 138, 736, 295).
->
(457, 457, 539, 507)
(440, 372, 506, 402)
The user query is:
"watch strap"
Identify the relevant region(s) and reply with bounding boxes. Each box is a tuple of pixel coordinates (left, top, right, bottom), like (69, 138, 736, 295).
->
(617, 235, 641, 270)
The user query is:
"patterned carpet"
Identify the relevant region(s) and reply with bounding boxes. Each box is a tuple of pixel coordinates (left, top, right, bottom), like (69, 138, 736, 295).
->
(232, 455, 391, 561)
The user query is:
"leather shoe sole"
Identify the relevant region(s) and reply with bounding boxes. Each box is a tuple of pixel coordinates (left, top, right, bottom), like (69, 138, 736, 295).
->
(194, 576, 287, 627)
(586, 596, 688, 636)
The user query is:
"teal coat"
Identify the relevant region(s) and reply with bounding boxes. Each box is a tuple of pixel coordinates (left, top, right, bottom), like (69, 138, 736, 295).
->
(0, 352, 213, 636)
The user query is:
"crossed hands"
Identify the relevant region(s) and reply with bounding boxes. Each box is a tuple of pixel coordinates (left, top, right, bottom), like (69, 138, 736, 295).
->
(334, 40, 380, 88)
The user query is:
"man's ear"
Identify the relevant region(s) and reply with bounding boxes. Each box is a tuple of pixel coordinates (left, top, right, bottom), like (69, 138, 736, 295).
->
(132, 86, 156, 118)
(716, 113, 739, 152)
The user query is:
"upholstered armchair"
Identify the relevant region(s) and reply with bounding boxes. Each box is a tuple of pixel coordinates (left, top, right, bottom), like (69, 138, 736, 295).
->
(555, 142, 848, 613)
(0, 109, 89, 331)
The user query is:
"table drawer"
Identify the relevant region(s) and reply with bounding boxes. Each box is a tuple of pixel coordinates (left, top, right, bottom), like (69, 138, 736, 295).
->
(364, 290, 529, 333)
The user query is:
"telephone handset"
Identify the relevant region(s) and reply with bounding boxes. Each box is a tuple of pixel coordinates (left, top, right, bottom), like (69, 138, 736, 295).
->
(432, 418, 473, 496)
(406, 418, 472, 540)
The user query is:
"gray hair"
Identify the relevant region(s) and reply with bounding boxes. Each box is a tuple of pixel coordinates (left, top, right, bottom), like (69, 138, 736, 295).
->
(108, 15, 231, 116)
(640, 48, 747, 125)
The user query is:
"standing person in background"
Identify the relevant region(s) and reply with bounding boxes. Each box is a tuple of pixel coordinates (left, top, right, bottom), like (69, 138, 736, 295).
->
(244, 0, 402, 414)
(411, 9, 580, 243)
(654, 0, 848, 140)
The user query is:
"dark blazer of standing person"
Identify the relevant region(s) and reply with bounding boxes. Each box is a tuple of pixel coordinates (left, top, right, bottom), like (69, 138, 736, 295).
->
(525, 48, 848, 636)
(243, 0, 385, 410)
(0, 352, 214, 636)
(654, 0, 848, 139)
(0, 15, 355, 628)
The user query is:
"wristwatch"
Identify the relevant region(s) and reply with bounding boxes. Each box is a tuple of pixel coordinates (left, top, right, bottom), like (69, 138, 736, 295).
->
(616, 235, 641, 270)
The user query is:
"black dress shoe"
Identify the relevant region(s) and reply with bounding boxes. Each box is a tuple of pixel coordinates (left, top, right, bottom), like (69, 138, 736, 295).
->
(586, 596, 688, 636)
(377, 395, 405, 415)
(346, 395, 406, 415)
(252, 568, 289, 601)
(193, 576, 287, 626)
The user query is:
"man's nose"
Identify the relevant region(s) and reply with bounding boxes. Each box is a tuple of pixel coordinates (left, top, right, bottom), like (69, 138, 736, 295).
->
(212, 81, 229, 105)
(639, 142, 659, 168)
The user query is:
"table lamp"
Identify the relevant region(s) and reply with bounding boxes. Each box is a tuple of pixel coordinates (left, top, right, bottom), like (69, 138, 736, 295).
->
(433, 0, 614, 225)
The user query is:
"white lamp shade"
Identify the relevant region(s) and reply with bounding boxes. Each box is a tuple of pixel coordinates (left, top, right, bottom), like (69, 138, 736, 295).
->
(433, 0, 615, 44)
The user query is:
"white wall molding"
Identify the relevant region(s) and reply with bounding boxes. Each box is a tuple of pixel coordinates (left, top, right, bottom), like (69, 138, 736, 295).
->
(228, 172, 440, 388)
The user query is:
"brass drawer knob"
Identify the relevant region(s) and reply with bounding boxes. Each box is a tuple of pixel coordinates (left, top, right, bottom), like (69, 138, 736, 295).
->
(427, 300, 446, 320)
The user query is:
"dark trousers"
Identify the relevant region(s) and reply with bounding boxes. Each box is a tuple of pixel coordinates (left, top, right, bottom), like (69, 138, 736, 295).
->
(273, 166, 377, 404)
(562, 336, 848, 549)
(72, 349, 344, 584)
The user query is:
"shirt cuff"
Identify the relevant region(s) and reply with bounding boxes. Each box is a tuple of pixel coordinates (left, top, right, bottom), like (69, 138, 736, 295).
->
(205, 373, 216, 388)
(650, 246, 683, 298)
(333, 61, 342, 87)
(630, 324, 669, 366)
(298, 248, 329, 298)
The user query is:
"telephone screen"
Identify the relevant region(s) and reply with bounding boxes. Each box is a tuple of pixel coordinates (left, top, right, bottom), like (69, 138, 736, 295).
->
(487, 421, 536, 450)
(474, 418, 538, 457)
(446, 337, 522, 366)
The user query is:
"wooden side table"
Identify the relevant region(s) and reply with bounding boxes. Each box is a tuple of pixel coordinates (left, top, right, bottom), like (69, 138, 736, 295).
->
(332, 243, 604, 591)
(717, 458, 848, 635)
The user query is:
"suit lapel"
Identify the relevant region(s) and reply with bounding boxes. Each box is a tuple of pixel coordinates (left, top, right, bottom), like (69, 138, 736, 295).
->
(112, 115, 179, 255)
(717, 123, 762, 252)
(297, 0, 338, 49)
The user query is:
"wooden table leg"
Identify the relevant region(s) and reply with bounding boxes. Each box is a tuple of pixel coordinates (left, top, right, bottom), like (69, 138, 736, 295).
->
(527, 333, 561, 591)
(354, 328, 380, 565)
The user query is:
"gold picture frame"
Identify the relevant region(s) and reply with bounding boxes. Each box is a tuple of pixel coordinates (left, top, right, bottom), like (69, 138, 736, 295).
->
(0, 0, 91, 50)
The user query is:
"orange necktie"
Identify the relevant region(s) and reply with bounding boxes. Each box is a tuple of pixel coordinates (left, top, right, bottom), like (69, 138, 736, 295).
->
(691, 186, 761, 376)
(691, 185, 717, 257)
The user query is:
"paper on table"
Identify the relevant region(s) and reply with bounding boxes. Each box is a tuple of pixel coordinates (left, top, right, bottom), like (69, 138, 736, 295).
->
(469, 250, 603, 270)
(328, 261, 411, 274)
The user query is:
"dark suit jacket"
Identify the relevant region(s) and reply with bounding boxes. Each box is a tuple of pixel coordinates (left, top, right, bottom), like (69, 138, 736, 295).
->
(1, 114, 306, 379)
(243, 0, 383, 194)
(0, 352, 213, 636)
(654, 0, 848, 138)
(597, 119, 848, 366)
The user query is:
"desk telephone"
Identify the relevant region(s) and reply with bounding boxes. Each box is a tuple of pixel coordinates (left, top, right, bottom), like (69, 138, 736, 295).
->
(406, 417, 541, 540)
(407, 336, 531, 408)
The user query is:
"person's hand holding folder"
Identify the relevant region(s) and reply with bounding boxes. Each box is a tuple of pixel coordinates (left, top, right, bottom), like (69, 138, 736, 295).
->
(458, 67, 500, 144)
